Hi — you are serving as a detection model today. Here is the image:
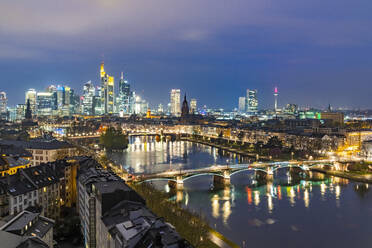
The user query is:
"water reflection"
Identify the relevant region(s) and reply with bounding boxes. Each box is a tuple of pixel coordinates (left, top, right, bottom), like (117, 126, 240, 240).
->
(109, 139, 372, 248)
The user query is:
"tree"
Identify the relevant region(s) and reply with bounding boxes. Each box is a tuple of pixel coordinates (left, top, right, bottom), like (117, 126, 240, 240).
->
(266, 136, 282, 149)
(237, 131, 245, 141)
(100, 127, 129, 151)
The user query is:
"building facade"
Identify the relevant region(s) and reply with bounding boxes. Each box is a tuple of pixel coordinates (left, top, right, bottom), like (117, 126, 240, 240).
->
(170, 89, 181, 117)
(118, 72, 131, 114)
(246, 89, 258, 113)
(100, 62, 115, 115)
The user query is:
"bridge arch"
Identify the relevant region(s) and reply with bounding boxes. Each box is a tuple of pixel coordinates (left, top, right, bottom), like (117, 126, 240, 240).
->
(229, 168, 268, 177)
(137, 178, 177, 184)
(271, 164, 305, 172)
(183, 173, 225, 182)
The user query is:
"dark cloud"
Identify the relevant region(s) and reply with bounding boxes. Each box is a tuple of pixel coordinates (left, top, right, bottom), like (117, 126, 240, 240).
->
(1, 0, 372, 108)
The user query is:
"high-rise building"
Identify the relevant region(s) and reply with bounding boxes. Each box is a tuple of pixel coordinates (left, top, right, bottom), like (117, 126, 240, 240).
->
(238, 97, 245, 112)
(170, 89, 181, 116)
(46, 85, 58, 113)
(133, 95, 148, 114)
(100, 62, 115, 114)
(118, 72, 131, 114)
(158, 103, 164, 114)
(55, 85, 75, 116)
(94, 86, 102, 115)
(246, 89, 258, 113)
(36, 92, 54, 116)
(56, 86, 65, 109)
(25, 89, 37, 114)
(0, 92, 7, 114)
(190, 99, 197, 114)
(82, 81, 95, 115)
(16, 104, 26, 120)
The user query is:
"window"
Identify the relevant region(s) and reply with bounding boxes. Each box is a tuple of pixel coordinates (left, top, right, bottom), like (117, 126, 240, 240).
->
(18, 196, 22, 201)
(33, 191, 36, 197)
(24, 199, 27, 205)
(14, 197, 17, 204)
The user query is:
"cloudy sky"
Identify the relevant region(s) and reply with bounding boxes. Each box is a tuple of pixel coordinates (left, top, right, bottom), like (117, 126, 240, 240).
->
(1, 0, 372, 109)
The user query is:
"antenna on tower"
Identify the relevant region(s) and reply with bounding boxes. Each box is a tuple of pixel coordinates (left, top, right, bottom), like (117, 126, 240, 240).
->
(274, 86, 278, 112)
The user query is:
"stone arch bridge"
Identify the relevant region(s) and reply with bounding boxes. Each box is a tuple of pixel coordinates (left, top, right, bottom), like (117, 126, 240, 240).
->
(135, 160, 336, 189)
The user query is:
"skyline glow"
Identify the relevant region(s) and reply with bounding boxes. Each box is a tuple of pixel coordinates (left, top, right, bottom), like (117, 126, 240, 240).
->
(1, 0, 372, 109)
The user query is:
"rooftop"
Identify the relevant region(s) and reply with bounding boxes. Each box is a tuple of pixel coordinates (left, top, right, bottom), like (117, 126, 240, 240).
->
(0, 230, 49, 248)
(1, 211, 54, 240)
(0, 139, 74, 150)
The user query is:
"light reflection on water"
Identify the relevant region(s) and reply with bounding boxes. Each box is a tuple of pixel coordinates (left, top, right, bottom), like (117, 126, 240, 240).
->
(109, 139, 372, 248)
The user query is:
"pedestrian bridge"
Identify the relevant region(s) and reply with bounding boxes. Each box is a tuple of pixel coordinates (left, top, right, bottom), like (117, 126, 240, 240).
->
(135, 160, 336, 189)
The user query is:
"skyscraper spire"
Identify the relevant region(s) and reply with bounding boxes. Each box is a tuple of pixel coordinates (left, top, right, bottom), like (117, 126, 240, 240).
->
(121, 71, 123, 80)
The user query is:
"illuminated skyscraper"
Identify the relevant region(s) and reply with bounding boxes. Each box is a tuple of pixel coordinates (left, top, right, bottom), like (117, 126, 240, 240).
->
(94, 86, 102, 115)
(238, 97, 245, 112)
(100, 62, 115, 114)
(0, 92, 7, 114)
(170, 89, 181, 116)
(36, 92, 54, 116)
(158, 103, 164, 114)
(82, 81, 95, 115)
(246, 89, 258, 113)
(190, 99, 197, 114)
(55, 85, 75, 116)
(25, 89, 37, 114)
(118, 72, 131, 114)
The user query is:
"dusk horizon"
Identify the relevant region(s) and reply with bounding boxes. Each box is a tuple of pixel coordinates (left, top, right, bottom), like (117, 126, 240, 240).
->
(1, 0, 372, 109)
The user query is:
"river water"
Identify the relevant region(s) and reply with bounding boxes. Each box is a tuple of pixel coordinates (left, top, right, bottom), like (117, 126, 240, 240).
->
(109, 137, 372, 248)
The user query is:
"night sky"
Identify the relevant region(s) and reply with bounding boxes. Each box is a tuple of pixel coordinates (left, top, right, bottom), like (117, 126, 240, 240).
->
(1, 0, 372, 109)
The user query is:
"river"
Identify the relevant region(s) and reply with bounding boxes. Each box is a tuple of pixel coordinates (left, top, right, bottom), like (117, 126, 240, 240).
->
(108, 137, 372, 248)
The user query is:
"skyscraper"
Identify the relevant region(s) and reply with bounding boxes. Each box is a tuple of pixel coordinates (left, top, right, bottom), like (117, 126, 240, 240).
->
(170, 89, 181, 116)
(25, 89, 37, 114)
(238, 97, 245, 112)
(100, 62, 115, 114)
(190, 99, 197, 114)
(158, 103, 164, 114)
(36, 92, 54, 116)
(94, 86, 103, 115)
(246, 89, 258, 113)
(82, 81, 95, 115)
(46, 85, 57, 113)
(0, 92, 7, 114)
(118, 72, 131, 114)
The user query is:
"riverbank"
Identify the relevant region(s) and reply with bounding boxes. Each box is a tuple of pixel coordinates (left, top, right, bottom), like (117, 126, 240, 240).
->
(181, 136, 268, 160)
(130, 182, 239, 248)
(71, 140, 237, 247)
(311, 168, 372, 183)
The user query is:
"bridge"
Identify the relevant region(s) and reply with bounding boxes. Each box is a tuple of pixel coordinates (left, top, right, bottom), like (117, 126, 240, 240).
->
(135, 160, 336, 189)
(66, 131, 180, 139)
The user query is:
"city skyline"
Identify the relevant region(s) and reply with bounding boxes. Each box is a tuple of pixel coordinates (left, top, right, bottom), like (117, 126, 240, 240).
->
(1, 1, 372, 109)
